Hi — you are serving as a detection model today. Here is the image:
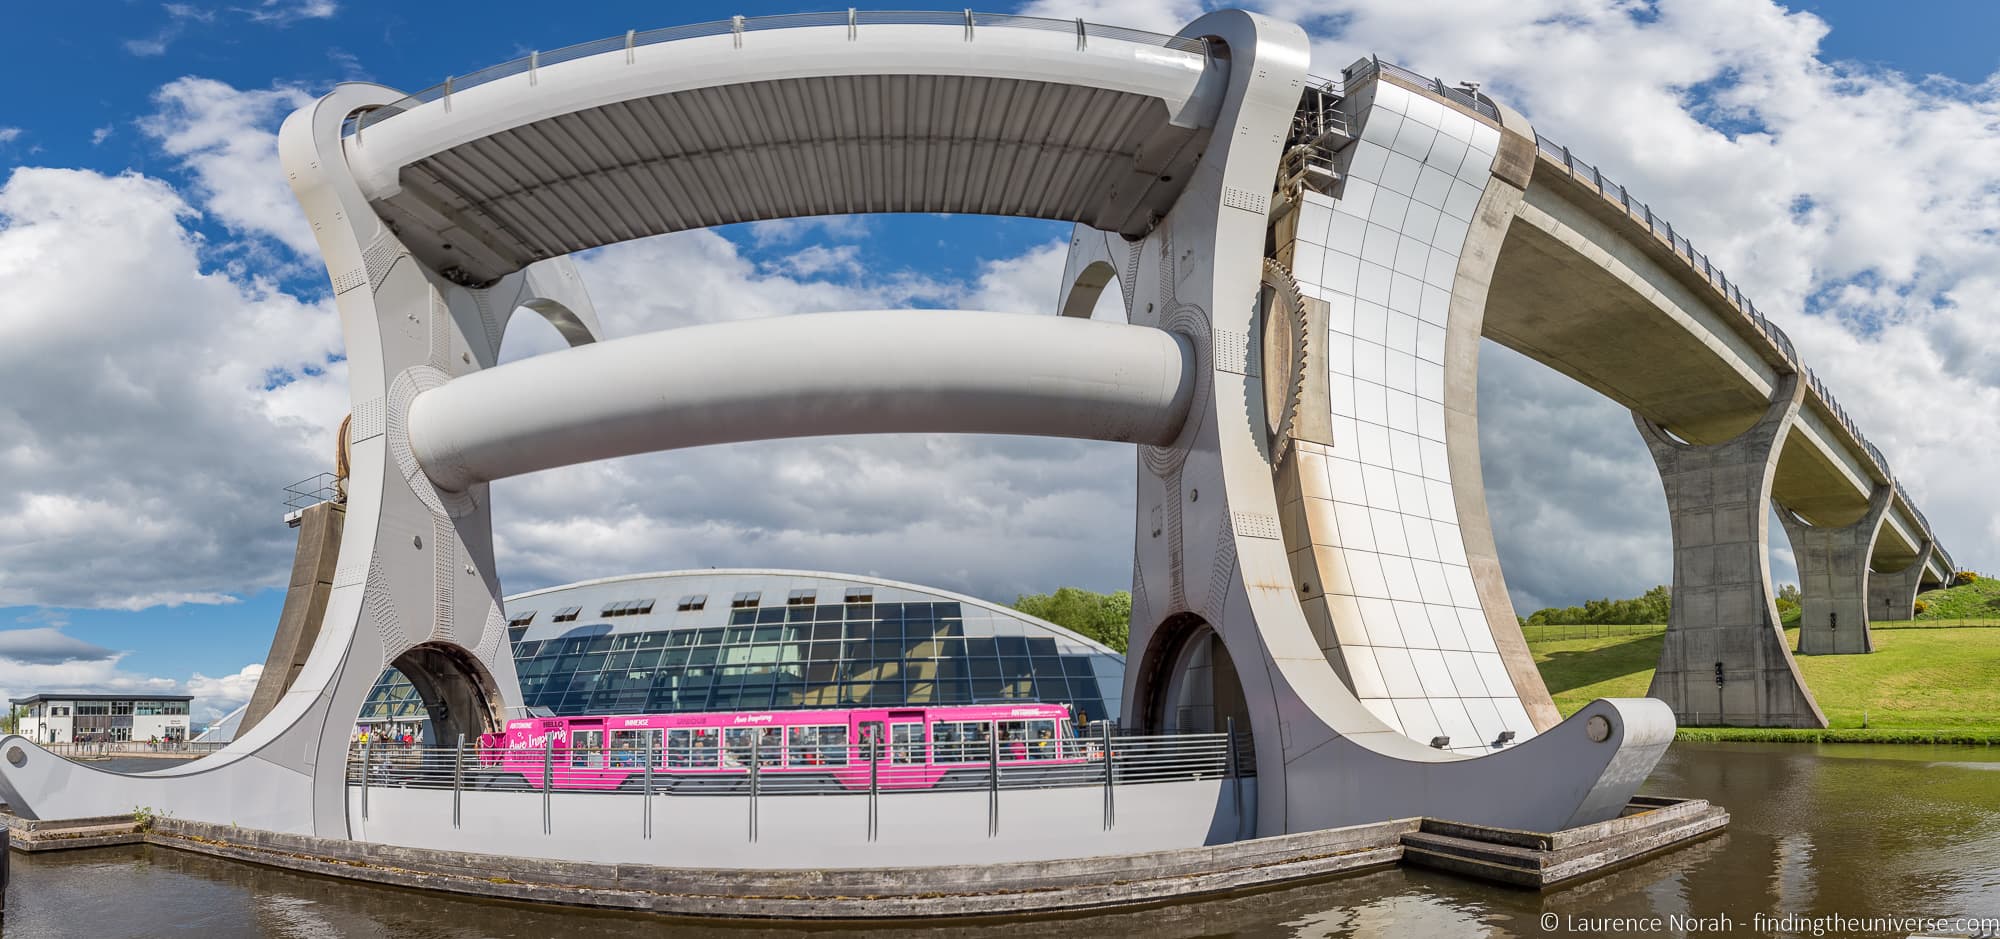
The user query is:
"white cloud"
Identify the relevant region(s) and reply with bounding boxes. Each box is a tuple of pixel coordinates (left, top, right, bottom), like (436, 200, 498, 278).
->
(90, 125, 114, 146)
(185, 663, 263, 721)
(0, 166, 344, 610)
(243, 0, 337, 24)
(138, 78, 318, 259)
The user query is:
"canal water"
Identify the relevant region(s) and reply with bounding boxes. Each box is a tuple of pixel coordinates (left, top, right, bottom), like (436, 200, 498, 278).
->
(4, 742, 1997, 938)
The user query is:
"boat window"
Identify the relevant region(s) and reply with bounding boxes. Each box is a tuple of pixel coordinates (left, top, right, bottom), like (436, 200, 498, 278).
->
(890, 722, 925, 764)
(666, 728, 718, 768)
(786, 725, 849, 767)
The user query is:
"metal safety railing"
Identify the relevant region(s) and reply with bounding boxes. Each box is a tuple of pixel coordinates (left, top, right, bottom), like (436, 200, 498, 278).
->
(34, 740, 228, 758)
(1343, 56, 1500, 123)
(283, 473, 341, 512)
(344, 10, 1211, 139)
(346, 727, 1253, 840)
(1527, 131, 1942, 547)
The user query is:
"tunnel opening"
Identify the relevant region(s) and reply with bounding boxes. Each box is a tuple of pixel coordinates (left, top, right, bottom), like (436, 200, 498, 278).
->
(1134, 613, 1253, 748)
(364, 642, 506, 748)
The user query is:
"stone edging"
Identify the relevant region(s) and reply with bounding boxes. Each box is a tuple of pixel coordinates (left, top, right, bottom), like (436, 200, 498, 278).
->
(14, 797, 1723, 919)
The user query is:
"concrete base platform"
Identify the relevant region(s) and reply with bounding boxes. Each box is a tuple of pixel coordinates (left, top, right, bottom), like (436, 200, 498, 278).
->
(0, 813, 144, 852)
(1401, 795, 1729, 888)
(8, 798, 1724, 917)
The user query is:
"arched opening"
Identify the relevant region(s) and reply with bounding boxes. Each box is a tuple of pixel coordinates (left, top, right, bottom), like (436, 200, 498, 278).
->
(371, 642, 506, 747)
(1132, 613, 1253, 741)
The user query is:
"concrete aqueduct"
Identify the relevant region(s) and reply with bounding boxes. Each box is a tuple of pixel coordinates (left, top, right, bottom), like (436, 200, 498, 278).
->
(0, 9, 1950, 860)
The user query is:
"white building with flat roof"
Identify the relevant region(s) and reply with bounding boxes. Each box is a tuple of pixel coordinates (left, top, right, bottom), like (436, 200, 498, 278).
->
(13, 693, 193, 745)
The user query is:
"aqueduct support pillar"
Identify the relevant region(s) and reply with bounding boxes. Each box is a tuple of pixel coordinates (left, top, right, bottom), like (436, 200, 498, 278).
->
(1634, 374, 1828, 728)
(1779, 486, 1891, 655)
(1867, 541, 1934, 624)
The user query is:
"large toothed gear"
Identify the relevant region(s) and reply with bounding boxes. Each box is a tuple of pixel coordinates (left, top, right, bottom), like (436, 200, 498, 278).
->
(1259, 257, 1310, 460)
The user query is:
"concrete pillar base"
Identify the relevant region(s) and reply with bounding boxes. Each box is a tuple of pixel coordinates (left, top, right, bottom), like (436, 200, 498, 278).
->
(1634, 374, 1828, 729)
(1867, 541, 1933, 624)
(1779, 487, 1890, 655)
(239, 499, 345, 737)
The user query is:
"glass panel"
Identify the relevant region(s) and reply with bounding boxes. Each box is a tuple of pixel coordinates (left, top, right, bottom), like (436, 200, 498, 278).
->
(788, 725, 848, 766)
(997, 721, 1030, 761)
(1026, 720, 1058, 759)
(890, 722, 925, 764)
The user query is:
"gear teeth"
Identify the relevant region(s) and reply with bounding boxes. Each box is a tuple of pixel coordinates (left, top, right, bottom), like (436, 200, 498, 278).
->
(1260, 258, 1310, 462)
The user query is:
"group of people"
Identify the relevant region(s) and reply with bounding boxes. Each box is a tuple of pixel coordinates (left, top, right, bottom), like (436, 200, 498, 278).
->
(353, 729, 420, 747)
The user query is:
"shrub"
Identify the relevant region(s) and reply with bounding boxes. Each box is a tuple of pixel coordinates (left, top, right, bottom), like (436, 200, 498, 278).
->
(1952, 571, 1981, 587)
(1913, 599, 1929, 616)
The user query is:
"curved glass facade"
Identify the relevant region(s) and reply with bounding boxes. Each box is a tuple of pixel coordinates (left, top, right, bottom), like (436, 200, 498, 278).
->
(360, 570, 1125, 732)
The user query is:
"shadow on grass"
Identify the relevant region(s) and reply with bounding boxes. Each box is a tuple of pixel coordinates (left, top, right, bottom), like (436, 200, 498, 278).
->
(1535, 634, 1663, 696)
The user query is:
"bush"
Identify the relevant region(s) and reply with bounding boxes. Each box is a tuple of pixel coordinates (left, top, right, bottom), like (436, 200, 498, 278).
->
(1913, 599, 1929, 615)
(1952, 571, 1982, 588)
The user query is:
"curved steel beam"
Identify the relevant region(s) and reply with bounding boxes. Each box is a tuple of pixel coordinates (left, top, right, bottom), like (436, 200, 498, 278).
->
(408, 310, 1197, 491)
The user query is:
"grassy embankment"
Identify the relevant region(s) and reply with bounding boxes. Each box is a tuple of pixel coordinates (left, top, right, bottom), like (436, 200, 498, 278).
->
(1527, 578, 2000, 744)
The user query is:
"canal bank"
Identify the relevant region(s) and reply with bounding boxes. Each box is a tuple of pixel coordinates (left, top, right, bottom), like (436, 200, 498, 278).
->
(6, 797, 1726, 917)
(3, 741, 1995, 937)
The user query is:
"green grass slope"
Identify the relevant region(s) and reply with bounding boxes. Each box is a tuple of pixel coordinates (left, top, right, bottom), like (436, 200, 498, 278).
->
(1912, 576, 2000, 622)
(1527, 621, 2000, 740)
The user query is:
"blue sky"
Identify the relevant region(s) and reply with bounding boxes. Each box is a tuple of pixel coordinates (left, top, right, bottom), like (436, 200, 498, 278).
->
(3, 0, 1997, 719)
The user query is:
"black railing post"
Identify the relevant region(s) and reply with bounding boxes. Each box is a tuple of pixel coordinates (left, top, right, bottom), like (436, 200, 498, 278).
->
(868, 736, 880, 842)
(987, 733, 1000, 837)
(1101, 721, 1116, 831)
(452, 734, 465, 830)
(359, 741, 371, 820)
(1226, 718, 1242, 839)
(748, 746, 760, 843)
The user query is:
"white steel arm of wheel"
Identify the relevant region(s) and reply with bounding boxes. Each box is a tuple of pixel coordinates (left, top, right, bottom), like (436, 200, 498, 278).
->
(408, 310, 1197, 490)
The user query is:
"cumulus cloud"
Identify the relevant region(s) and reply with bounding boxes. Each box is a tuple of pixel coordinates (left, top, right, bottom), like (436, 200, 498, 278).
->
(0, 166, 344, 610)
(138, 78, 319, 259)
(185, 663, 263, 721)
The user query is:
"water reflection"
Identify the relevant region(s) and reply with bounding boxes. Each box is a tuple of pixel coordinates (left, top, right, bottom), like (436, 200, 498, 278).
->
(3, 742, 1996, 938)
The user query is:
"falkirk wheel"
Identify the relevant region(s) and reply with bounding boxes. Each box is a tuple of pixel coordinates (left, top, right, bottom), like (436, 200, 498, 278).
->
(0, 9, 1674, 850)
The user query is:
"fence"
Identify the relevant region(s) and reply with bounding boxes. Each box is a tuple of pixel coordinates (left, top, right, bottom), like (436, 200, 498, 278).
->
(347, 727, 1251, 840)
(1520, 623, 1665, 643)
(345, 10, 1211, 139)
(34, 740, 228, 759)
